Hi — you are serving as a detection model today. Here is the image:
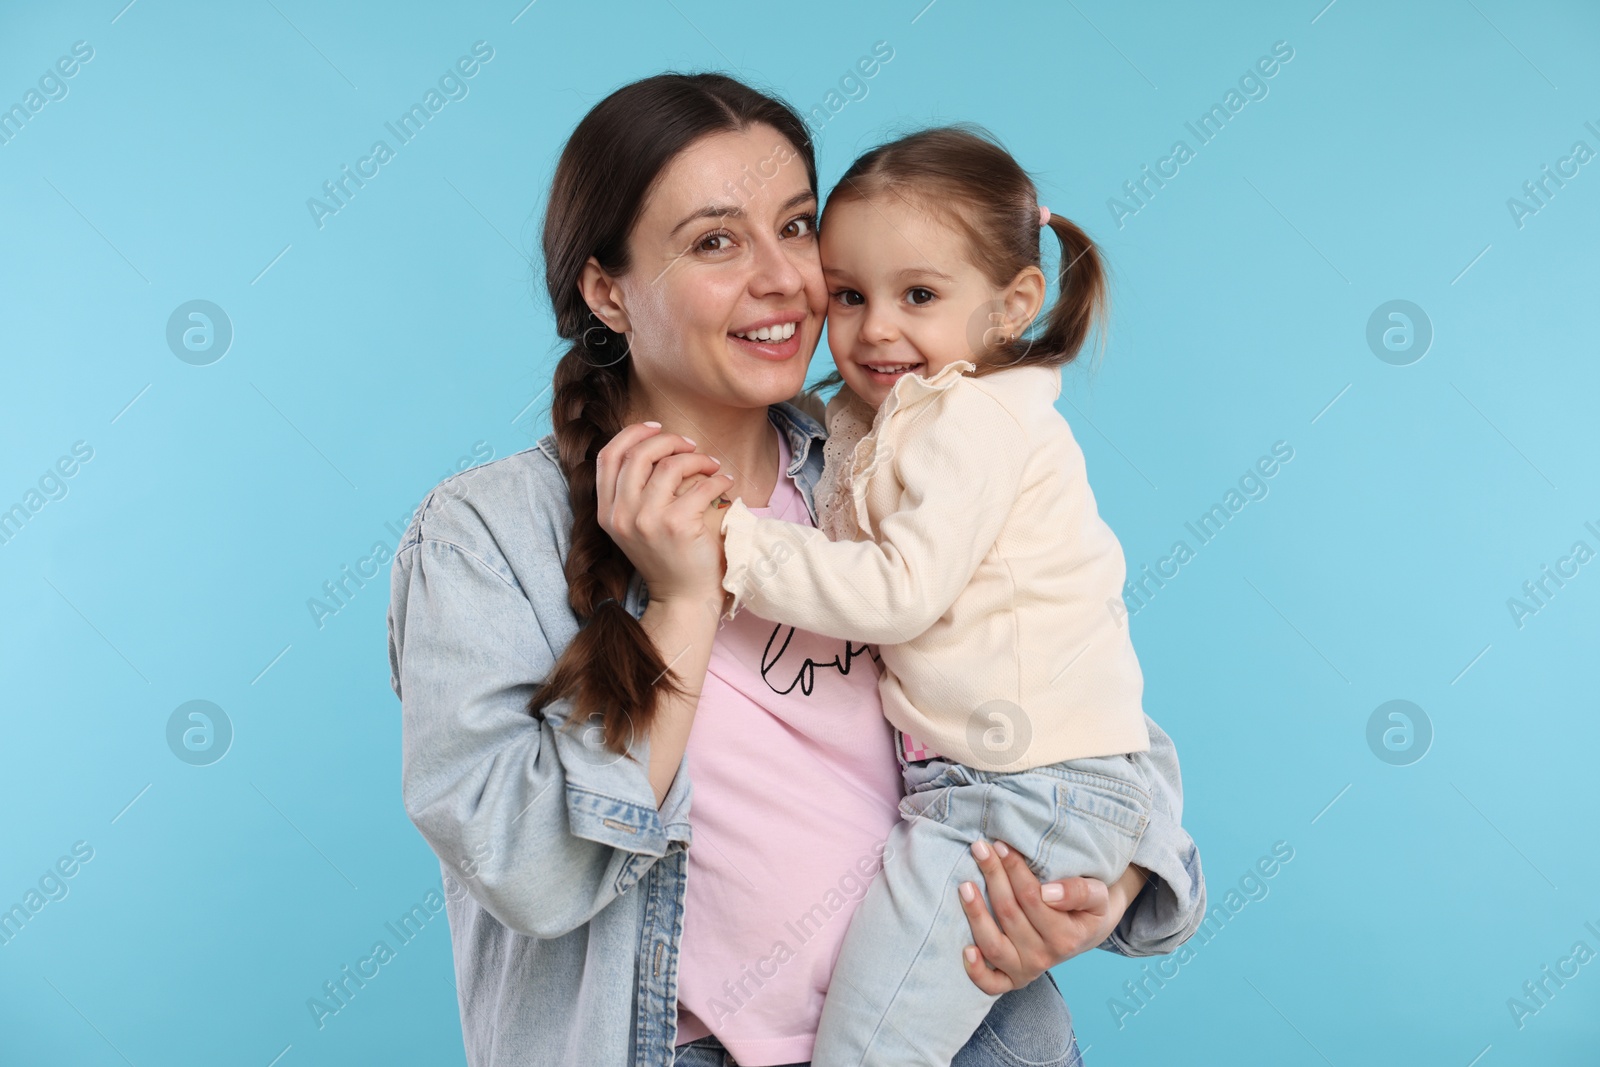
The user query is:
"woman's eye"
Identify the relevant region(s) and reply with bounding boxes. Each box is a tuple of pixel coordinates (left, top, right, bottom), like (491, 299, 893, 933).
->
(697, 232, 732, 253)
(833, 289, 863, 307)
(783, 214, 818, 239)
(907, 287, 936, 305)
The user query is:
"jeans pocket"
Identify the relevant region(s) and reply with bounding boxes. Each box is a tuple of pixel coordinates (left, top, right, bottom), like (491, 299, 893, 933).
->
(1037, 768, 1151, 881)
(1057, 769, 1150, 837)
(898, 783, 952, 826)
(898, 760, 969, 826)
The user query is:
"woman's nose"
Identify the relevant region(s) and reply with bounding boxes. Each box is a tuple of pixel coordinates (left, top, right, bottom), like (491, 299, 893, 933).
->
(747, 234, 804, 296)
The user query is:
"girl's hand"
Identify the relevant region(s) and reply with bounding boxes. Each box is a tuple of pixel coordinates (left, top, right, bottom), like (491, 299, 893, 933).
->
(958, 840, 1148, 993)
(595, 423, 733, 608)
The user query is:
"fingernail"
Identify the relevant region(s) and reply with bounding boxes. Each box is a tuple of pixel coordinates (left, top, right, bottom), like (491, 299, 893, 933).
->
(964, 946, 978, 964)
(993, 841, 1010, 858)
(683, 437, 697, 447)
(970, 841, 991, 861)
(643, 421, 661, 428)
(959, 881, 975, 902)
(708, 456, 720, 465)
(1041, 883, 1064, 902)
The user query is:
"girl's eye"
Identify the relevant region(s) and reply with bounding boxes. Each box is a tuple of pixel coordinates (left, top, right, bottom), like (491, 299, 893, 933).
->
(783, 213, 818, 239)
(833, 289, 864, 307)
(907, 287, 936, 305)
(697, 231, 733, 253)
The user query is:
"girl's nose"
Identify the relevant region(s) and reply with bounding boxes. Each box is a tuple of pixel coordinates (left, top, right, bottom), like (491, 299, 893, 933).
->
(861, 304, 898, 344)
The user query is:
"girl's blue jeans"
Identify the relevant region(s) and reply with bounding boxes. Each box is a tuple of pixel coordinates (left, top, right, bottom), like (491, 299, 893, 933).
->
(812, 745, 1151, 1066)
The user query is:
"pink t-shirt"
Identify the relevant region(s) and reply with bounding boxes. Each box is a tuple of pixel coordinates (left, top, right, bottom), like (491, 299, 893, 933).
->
(675, 425, 904, 1066)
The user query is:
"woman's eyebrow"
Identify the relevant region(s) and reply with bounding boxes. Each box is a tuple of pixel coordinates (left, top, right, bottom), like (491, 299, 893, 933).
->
(668, 189, 817, 238)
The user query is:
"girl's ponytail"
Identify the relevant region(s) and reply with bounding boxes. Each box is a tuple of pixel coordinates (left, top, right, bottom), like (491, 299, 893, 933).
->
(1034, 210, 1109, 370)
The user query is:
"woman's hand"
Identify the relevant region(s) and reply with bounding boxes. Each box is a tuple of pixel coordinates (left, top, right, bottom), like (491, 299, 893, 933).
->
(670, 474, 731, 590)
(594, 422, 733, 608)
(957, 840, 1149, 994)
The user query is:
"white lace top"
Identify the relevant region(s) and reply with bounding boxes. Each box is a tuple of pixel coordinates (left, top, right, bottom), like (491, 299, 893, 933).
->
(813, 385, 879, 544)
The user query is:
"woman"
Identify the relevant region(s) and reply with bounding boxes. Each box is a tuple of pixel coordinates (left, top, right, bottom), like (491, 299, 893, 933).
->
(386, 72, 1204, 1067)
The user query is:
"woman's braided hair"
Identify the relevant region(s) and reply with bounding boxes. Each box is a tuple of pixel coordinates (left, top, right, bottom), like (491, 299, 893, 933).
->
(529, 73, 818, 755)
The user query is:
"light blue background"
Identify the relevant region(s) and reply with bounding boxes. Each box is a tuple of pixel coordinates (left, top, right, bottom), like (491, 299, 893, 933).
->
(2, 0, 1597, 1064)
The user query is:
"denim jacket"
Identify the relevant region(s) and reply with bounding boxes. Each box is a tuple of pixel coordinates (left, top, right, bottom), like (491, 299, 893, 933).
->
(386, 400, 1206, 1067)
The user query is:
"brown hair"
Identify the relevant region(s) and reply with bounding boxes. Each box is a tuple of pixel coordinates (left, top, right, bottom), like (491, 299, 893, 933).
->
(811, 123, 1109, 392)
(528, 73, 818, 755)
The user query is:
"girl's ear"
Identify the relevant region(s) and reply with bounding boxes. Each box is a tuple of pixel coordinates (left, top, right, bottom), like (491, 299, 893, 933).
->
(578, 255, 631, 333)
(1001, 265, 1048, 337)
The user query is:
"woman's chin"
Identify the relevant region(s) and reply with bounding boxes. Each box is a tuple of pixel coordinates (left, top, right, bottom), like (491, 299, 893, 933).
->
(720, 362, 812, 408)
(729, 342, 816, 399)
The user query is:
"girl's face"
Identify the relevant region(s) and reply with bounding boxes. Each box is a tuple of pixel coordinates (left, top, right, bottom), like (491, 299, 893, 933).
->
(821, 196, 1021, 409)
(598, 123, 827, 415)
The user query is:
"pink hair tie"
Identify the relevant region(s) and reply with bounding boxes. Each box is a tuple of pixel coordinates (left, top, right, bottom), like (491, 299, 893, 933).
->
(1039, 205, 1051, 226)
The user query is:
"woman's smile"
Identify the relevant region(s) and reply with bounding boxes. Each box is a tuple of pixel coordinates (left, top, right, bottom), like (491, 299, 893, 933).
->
(728, 310, 808, 362)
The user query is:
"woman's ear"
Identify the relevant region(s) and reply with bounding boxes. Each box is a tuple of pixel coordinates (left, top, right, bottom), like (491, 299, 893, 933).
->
(578, 256, 631, 333)
(1002, 265, 1048, 337)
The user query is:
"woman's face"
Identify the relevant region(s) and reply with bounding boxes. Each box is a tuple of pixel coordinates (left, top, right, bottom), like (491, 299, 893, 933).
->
(604, 123, 826, 414)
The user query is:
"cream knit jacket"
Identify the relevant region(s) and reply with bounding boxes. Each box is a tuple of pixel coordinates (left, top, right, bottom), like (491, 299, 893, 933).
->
(719, 358, 1150, 771)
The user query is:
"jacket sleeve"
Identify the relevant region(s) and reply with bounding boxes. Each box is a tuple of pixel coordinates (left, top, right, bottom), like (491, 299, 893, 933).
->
(388, 487, 692, 941)
(1101, 713, 1206, 956)
(719, 384, 1028, 643)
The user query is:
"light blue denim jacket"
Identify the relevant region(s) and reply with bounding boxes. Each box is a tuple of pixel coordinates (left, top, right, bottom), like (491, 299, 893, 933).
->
(386, 400, 1205, 1067)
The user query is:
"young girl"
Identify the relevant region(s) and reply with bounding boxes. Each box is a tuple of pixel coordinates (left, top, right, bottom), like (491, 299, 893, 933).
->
(709, 125, 1198, 1066)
